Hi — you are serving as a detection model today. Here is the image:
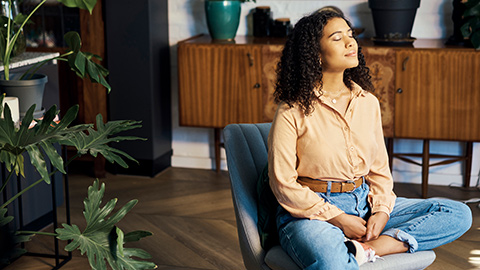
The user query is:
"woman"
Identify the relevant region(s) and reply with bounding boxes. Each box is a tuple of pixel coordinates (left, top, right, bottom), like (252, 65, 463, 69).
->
(268, 10, 472, 269)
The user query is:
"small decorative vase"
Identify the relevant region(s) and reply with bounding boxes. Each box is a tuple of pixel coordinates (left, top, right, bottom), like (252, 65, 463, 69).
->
(0, 73, 48, 118)
(205, 0, 241, 40)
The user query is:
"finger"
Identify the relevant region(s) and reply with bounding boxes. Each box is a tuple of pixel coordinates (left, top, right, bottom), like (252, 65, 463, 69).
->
(359, 225, 367, 239)
(359, 217, 367, 226)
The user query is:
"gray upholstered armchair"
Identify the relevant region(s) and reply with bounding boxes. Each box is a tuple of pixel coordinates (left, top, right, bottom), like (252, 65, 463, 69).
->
(223, 123, 436, 270)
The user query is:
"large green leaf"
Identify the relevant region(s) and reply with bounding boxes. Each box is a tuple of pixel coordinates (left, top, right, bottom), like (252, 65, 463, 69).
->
(0, 97, 83, 182)
(0, 92, 144, 182)
(21, 31, 110, 91)
(464, 0, 480, 12)
(64, 31, 82, 53)
(123, 231, 153, 243)
(461, 16, 480, 50)
(57, 0, 98, 14)
(12, 13, 31, 26)
(56, 179, 156, 270)
(63, 31, 111, 92)
(60, 114, 145, 168)
(0, 208, 13, 227)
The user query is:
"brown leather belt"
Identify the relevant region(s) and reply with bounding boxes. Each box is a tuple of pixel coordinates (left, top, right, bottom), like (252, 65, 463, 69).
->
(297, 177, 364, 193)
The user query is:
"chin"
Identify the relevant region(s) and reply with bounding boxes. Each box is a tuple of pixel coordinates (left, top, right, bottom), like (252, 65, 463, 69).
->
(347, 59, 359, 69)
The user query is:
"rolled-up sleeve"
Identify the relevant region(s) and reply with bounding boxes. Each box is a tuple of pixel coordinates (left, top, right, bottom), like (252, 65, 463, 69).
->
(366, 100, 396, 215)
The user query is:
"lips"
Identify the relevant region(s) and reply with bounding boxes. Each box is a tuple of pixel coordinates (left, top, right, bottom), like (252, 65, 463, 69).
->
(346, 50, 357, 57)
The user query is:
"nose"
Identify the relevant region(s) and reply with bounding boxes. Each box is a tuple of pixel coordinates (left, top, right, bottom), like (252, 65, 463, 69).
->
(346, 38, 355, 48)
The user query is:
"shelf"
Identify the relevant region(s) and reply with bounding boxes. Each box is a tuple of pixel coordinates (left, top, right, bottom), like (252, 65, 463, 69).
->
(0, 52, 60, 72)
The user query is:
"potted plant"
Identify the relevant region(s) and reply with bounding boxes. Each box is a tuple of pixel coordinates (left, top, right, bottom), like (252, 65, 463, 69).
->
(0, 95, 157, 269)
(0, 0, 110, 116)
(461, 0, 480, 50)
(205, 0, 256, 40)
(368, 0, 421, 45)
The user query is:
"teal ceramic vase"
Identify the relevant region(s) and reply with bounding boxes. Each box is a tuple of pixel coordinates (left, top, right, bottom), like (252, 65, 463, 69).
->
(205, 0, 241, 40)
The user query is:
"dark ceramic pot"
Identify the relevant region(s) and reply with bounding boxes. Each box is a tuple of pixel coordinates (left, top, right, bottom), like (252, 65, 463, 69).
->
(0, 73, 48, 118)
(369, 0, 420, 40)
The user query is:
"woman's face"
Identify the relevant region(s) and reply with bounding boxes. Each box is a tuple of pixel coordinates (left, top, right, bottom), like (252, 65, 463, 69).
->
(319, 17, 359, 72)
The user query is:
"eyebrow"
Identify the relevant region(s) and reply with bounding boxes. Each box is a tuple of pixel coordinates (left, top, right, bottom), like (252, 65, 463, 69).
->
(328, 28, 353, 38)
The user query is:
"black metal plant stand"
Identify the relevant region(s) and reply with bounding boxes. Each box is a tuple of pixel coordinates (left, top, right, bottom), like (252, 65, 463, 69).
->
(1, 145, 72, 269)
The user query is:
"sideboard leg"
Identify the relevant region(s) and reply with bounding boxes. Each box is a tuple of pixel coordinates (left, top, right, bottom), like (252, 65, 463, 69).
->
(215, 128, 221, 173)
(386, 137, 394, 172)
(421, 139, 430, 198)
(464, 142, 473, 188)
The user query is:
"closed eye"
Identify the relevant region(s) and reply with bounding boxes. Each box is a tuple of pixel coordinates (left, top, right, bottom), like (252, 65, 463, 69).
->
(348, 29, 354, 38)
(329, 29, 354, 41)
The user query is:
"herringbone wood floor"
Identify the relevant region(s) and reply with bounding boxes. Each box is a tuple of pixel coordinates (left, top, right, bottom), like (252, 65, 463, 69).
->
(3, 167, 480, 270)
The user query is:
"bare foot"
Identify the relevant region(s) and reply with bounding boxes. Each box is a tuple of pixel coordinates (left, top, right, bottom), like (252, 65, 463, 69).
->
(364, 235, 408, 256)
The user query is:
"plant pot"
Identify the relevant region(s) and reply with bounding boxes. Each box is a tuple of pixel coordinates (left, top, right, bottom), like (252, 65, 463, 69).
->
(0, 73, 48, 118)
(368, 0, 420, 43)
(205, 0, 241, 40)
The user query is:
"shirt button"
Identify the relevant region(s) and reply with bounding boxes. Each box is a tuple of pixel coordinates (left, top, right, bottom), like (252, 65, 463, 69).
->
(344, 126, 349, 131)
(350, 147, 355, 151)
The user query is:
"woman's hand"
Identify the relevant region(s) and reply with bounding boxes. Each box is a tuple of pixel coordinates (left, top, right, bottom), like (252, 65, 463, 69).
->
(328, 213, 367, 240)
(364, 211, 389, 241)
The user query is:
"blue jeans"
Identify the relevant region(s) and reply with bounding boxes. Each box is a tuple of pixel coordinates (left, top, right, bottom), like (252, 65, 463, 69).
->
(276, 182, 472, 270)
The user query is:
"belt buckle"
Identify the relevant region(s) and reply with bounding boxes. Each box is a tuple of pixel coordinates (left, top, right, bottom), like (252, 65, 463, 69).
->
(344, 180, 356, 192)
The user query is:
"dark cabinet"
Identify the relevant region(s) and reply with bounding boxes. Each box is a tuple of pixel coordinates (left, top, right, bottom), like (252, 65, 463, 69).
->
(104, 0, 172, 177)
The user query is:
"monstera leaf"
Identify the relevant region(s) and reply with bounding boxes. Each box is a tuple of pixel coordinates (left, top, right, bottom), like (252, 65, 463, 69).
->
(0, 97, 87, 183)
(0, 208, 12, 227)
(22, 31, 111, 90)
(0, 95, 143, 183)
(63, 31, 111, 92)
(59, 113, 144, 168)
(56, 180, 156, 270)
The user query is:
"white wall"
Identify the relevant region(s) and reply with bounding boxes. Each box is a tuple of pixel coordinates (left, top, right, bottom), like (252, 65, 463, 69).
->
(168, 0, 480, 187)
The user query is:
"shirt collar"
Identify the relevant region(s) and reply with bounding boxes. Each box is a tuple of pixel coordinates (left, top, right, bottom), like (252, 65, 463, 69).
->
(351, 81, 368, 98)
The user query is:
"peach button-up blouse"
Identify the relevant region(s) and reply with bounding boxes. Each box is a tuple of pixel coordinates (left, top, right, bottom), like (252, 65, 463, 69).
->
(268, 82, 396, 221)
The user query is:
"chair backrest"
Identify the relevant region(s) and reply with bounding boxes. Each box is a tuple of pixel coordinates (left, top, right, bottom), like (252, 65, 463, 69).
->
(224, 123, 272, 270)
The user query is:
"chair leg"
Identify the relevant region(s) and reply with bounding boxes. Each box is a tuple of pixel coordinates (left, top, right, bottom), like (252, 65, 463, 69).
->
(215, 128, 221, 173)
(421, 139, 430, 198)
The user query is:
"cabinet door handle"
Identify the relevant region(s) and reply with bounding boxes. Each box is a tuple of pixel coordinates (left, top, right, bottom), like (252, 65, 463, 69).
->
(253, 83, 261, 88)
(402, 56, 410, 71)
(396, 88, 403, 94)
(247, 52, 254, 66)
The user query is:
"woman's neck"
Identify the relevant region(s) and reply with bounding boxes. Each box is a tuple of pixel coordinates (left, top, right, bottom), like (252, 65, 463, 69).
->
(322, 72, 346, 93)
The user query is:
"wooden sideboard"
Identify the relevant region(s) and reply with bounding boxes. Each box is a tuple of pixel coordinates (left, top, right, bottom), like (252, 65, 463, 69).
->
(178, 35, 480, 197)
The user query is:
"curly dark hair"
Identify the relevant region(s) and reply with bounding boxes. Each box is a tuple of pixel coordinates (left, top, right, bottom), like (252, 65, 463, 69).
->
(274, 10, 373, 115)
